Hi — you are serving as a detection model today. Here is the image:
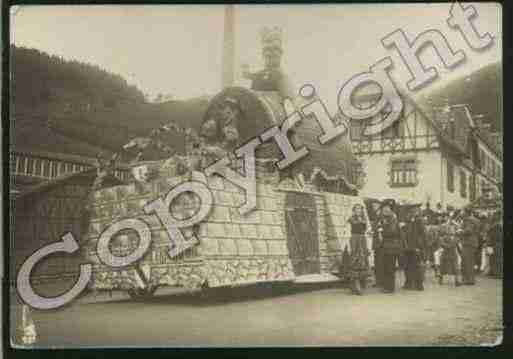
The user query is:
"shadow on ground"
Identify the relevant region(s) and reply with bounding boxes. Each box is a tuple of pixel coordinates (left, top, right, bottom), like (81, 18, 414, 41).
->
(89, 280, 348, 307)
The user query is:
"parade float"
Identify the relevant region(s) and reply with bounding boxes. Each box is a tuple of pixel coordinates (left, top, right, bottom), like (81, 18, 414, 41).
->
(81, 28, 372, 298)
(11, 26, 371, 300)
(83, 88, 370, 298)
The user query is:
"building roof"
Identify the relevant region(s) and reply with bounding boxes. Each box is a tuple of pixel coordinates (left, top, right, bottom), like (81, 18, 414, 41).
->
(14, 168, 98, 200)
(349, 91, 502, 162)
(13, 147, 99, 165)
(12, 147, 132, 171)
(13, 164, 130, 203)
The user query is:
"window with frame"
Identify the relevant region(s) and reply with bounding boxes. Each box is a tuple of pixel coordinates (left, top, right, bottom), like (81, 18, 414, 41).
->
(390, 158, 417, 187)
(447, 160, 454, 193)
(460, 170, 467, 198)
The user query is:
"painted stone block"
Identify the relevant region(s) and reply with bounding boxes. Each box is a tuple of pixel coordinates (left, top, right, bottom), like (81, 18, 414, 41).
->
(271, 225, 285, 239)
(267, 240, 287, 255)
(199, 237, 218, 256)
(206, 222, 226, 238)
(224, 223, 242, 238)
(240, 224, 259, 239)
(251, 240, 268, 256)
(209, 205, 231, 222)
(236, 239, 253, 256)
(257, 225, 273, 240)
(217, 237, 237, 256)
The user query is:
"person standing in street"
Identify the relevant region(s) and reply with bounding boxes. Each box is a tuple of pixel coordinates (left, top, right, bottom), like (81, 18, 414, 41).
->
(403, 205, 427, 291)
(475, 213, 488, 274)
(422, 202, 435, 225)
(460, 207, 480, 285)
(422, 202, 437, 275)
(438, 213, 462, 287)
(347, 204, 371, 295)
(486, 209, 503, 278)
(369, 200, 384, 288)
(434, 203, 444, 225)
(379, 200, 402, 293)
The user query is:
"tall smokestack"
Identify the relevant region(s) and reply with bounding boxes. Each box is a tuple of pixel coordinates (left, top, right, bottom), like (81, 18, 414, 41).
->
(221, 4, 235, 89)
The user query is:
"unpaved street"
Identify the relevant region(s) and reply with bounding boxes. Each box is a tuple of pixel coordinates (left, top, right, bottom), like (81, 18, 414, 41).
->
(11, 272, 502, 347)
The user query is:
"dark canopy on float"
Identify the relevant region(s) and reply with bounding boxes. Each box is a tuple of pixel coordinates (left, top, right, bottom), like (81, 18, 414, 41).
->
(200, 86, 359, 189)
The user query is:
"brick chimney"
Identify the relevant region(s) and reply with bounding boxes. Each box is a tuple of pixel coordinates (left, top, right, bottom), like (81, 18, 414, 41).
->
(221, 5, 235, 89)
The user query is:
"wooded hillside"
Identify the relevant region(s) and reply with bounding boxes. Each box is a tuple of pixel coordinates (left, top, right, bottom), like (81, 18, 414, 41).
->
(11, 46, 209, 157)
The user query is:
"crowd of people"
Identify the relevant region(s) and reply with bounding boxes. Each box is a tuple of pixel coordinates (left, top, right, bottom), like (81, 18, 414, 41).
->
(345, 199, 503, 295)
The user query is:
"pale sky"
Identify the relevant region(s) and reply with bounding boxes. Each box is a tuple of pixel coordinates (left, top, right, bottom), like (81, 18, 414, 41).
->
(11, 3, 502, 110)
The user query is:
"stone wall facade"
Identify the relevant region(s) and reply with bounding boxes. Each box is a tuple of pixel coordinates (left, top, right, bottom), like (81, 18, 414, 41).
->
(86, 171, 371, 291)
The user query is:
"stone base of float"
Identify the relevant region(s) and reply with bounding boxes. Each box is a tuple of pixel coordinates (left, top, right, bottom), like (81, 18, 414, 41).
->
(293, 273, 341, 284)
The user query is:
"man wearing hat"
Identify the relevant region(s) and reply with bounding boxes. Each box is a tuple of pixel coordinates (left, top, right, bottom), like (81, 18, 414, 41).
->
(378, 199, 403, 293)
(460, 207, 480, 285)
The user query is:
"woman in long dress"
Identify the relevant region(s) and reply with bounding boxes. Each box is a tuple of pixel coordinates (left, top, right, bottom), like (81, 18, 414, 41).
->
(347, 204, 371, 295)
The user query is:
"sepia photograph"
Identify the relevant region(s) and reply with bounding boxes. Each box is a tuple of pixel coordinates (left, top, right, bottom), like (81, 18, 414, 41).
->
(7, 2, 503, 347)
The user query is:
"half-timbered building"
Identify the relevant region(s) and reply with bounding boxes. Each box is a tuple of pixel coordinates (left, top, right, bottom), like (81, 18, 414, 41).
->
(349, 92, 502, 209)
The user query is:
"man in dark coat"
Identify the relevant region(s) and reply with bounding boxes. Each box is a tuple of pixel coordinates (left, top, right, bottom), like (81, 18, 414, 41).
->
(422, 202, 436, 225)
(460, 208, 480, 285)
(369, 200, 384, 287)
(403, 205, 427, 290)
(378, 200, 403, 293)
